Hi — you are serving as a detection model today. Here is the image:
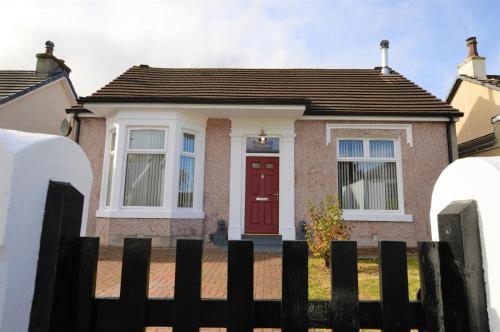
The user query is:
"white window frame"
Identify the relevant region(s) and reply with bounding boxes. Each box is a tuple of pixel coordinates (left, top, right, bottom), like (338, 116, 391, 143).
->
(120, 127, 168, 209)
(104, 128, 117, 206)
(336, 137, 413, 222)
(177, 129, 198, 210)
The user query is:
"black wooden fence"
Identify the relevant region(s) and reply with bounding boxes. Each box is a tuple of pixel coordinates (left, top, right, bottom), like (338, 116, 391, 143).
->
(28, 181, 490, 332)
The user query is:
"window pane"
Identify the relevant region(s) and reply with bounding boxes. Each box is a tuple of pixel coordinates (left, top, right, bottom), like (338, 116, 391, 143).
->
(183, 133, 195, 153)
(105, 153, 114, 206)
(129, 129, 164, 149)
(338, 161, 399, 210)
(369, 140, 394, 158)
(123, 154, 165, 206)
(339, 140, 363, 157)
(178, 156, 195, 208)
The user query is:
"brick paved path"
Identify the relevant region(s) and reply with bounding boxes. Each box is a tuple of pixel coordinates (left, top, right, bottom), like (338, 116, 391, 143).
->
(97, 245, 291, 331)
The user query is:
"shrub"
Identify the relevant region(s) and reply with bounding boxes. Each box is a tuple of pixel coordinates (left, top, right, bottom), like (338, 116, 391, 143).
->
(305, 194, 352, 268)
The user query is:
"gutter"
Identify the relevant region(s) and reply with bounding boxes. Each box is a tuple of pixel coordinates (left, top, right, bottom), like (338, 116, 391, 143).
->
(73, 113, 81, 144)
(446, 117, 459, 163)
(66, 105, 91, 144)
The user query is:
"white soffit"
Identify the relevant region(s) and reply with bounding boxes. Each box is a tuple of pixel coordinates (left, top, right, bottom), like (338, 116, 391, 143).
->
(84, 102, 306, 119)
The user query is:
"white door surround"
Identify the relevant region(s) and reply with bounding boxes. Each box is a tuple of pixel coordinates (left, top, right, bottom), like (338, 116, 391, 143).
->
(228, 119, 296, 240)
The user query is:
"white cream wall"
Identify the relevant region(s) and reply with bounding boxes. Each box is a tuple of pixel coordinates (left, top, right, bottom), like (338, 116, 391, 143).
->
(0, 79, 76, 135)
(452, 80, 500, 144)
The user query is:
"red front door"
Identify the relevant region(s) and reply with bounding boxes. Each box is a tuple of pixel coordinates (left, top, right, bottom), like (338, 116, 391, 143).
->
(245, 157, 279, 234)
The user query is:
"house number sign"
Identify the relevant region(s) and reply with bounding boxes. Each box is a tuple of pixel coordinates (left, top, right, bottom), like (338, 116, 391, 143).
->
(246, 137, 279, 153)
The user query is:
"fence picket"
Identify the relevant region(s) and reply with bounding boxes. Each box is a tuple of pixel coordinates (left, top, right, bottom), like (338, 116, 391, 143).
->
(282, 241, 308, 332)
(331, 241, 359, 331)
(227, 240, 254, 332)
(119, 238, 151, 332)
(418, 241, 445, 332)
(75, 237, 100, 332)
(172, 239, 203, 332)
(379, 241, 410, 332)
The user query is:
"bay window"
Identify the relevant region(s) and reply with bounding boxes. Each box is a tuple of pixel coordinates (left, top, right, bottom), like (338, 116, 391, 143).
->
(123, 129, 166, 207)
(97, 114, 205, 219)
(337, 138, 404, 216)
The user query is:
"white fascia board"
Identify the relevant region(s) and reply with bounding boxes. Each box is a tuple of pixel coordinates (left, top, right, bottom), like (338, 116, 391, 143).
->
(302, 115, 451, 122)
(84, 102, 306, 119)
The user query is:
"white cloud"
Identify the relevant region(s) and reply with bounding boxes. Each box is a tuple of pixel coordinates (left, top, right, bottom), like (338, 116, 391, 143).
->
(0, 0, 486, 99)
(0, 0, 312, 96)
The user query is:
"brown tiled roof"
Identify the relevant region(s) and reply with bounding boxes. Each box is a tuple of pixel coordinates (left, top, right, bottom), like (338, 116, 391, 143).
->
(0, 70, 75, 105)
(81, 66, 460, 117)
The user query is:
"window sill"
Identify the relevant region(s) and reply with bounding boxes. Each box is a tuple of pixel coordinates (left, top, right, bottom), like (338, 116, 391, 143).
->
(96, 209, 205, 219)
(342, 212, 413, 222)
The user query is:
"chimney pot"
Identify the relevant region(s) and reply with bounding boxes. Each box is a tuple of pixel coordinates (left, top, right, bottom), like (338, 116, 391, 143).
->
(45, 41, 54, 55)
(380, 40, 390, 75)
(466, 37, 479, 57)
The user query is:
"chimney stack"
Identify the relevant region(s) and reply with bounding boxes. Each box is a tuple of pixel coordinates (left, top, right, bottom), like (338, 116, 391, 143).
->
(457, 37, 486, 79)
(35, 41, 71, 77)
(380, 40, 390, 75)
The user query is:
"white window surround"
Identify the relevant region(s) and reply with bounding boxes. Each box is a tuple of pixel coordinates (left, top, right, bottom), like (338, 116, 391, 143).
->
(326, 123, 413, 147)
(96, 111, 206, 219)
(336, 136, 413, 223)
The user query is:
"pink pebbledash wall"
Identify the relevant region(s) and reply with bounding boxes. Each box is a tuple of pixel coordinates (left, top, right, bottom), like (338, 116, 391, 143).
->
(294, 120, 449, 247)
(79, 117, 448, 247)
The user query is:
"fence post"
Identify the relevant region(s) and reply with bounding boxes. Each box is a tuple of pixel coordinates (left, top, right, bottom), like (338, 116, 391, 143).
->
(438, 200, 489, 332)
(28, 181, 85, 332)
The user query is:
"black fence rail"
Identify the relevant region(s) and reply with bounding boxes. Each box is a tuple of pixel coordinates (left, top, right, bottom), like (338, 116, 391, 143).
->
(28, 181, 490, 332)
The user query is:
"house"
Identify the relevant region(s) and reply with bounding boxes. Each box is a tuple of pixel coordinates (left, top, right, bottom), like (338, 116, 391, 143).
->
(71, 40, 461, 247)
(0, 41, 77, 135)
(447, 37, 500, 158)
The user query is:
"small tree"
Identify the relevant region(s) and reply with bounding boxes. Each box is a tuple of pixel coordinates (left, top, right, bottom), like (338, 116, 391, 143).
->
(306, 194, 352, 268)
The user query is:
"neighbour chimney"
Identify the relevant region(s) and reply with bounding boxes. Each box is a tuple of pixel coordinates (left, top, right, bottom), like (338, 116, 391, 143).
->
(457, 36, 486, 79)
(35, 41, 71, 77)
(380, 40, 390, 75)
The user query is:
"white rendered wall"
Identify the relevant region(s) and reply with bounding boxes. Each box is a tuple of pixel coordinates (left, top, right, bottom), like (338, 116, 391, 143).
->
(0, 129, 92, 332)
(431, 157, 500, 331)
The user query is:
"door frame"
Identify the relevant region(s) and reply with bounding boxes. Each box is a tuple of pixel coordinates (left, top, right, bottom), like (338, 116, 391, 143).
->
(244, 156, 280, 234)
(228, 118, 296, 240)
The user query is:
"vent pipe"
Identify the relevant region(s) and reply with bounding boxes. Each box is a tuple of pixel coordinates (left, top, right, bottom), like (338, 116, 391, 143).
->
(380, 40, 390, 75)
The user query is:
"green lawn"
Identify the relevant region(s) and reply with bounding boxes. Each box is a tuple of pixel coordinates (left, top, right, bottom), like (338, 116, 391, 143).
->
(308, 255, 420, 300)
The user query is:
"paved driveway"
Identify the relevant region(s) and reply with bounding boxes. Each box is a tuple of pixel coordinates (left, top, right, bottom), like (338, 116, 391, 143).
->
(97, 245, 285, 332)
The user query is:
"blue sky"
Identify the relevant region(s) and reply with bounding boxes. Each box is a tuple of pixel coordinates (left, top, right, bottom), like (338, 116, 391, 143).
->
(1, 0, 499, 99)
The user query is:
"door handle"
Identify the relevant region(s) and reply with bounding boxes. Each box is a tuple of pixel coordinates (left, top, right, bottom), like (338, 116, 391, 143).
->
(272, 193, 279, 196)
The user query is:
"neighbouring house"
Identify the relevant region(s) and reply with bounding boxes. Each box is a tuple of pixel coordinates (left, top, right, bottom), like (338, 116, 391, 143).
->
(71, 40, 461, 247)
(0, 41, 77, 135)
(447, 37, 500, 158)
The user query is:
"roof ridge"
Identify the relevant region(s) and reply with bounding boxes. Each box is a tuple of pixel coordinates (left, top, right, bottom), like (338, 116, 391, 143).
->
(130, 66, 379, 71)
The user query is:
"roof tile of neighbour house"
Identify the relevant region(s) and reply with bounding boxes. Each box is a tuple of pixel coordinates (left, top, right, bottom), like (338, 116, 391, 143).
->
(80, 66, 461, 117)
(0, 70, 72, 106)
(447, 74, 500, 103)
